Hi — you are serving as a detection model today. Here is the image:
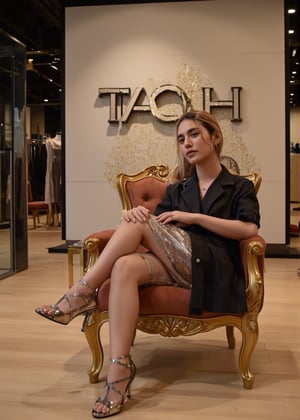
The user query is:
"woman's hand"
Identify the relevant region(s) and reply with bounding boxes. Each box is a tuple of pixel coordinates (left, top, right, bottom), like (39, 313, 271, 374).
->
(122, 206, 151, 223)
(155, 211, 195, 227)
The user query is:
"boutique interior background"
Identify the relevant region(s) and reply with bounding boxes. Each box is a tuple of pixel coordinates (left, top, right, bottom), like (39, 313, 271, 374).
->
(0, 0, 300, 250)
(0, 0, 299, 108)
(0, 0, 62, 136)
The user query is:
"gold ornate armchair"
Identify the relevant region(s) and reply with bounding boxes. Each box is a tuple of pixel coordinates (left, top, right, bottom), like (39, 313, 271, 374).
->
(82, 165, 265, 389)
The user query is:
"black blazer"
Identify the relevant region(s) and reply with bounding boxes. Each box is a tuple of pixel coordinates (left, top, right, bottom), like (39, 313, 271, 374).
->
(154, 166, 260, 315)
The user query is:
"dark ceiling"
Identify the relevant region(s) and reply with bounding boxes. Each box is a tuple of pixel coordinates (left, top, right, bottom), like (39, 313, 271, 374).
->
(287, 0, 300, 107)
(0, 0, 62, 106)
(0, 0, 299, 107)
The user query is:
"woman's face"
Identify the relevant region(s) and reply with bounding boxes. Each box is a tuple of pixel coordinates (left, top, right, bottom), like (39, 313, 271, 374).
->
(177, 118, 217, 165)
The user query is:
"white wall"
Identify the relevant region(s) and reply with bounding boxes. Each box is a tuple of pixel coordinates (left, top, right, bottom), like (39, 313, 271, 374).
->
(65, 0, 285, 242)
(291, 107, 300, 144)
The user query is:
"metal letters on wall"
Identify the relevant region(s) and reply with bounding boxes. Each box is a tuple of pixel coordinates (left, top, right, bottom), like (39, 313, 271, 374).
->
(98, 84, 242, 123)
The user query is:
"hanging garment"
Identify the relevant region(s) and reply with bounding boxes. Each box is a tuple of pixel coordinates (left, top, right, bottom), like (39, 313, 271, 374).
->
(44, 134, 62, 205)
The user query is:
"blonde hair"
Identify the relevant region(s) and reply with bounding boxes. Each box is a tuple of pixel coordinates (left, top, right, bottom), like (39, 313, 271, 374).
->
(170, 110, 223, 182)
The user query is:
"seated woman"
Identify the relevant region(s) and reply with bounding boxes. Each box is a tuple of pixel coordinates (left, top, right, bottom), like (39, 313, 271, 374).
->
(35, 110, 260, 418)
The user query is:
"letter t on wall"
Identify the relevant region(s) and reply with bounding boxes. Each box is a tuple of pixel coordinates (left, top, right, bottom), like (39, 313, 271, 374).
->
(98, 88, 131, 122)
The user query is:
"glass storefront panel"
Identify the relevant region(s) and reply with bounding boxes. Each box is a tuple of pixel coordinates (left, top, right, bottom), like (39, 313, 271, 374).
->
(0, 30, 27, 279)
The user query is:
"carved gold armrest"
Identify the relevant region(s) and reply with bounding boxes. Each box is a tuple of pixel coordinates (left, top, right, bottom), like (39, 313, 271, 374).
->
(83, 229, 115, 272)
(242, 236, 265, 313)
(84, 237, 100, 272)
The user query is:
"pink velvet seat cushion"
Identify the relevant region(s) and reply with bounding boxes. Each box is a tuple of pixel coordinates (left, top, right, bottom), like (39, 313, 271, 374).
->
(96, 279, 242, 318)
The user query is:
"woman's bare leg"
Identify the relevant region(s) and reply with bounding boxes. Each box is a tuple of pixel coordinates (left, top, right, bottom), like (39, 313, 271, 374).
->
(38, 218, 173, 316)
(36, 216, 177, 414)
(93, 252, 172, 416)
(83, 219, 174, 287)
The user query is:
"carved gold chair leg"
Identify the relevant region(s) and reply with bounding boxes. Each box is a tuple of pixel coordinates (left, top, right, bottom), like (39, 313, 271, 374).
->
(238, 316, 258, 389)
(226, 325, 235, 349)
(82, 310, 108, 384)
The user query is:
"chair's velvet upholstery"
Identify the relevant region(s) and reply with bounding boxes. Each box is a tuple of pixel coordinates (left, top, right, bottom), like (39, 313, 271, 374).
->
(82, 165, 265, 390)
(125, 177, 169, 212)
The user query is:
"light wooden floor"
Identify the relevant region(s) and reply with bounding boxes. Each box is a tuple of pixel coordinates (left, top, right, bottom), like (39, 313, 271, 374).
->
(0, 225, 300, 420)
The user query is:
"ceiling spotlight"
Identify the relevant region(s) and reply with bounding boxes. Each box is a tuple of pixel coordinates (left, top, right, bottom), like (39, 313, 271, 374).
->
(288, 8, 296, 14)
(292, 49, 297, 57)
(26, 58, 34, 71)
(289, 29, 295, 34)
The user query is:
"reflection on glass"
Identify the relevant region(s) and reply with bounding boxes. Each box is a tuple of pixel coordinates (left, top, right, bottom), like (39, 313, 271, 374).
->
(0, 150, 12, 278)
(0, 53, 13, 279)
(0, 30, 27, 279)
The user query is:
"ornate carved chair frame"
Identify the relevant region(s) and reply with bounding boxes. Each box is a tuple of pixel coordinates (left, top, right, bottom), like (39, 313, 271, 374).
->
(82, 165, 265, 390)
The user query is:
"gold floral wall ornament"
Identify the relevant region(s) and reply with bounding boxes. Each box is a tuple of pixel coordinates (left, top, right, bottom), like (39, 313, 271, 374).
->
(104, 64, 261, 188)
(217, 115, 261, 174)
(104, 115, 177, 188)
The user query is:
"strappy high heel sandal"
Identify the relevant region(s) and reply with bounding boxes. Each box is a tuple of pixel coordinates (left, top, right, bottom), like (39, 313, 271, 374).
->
(35, 279, 97, 325)
(92, 354, 136, 418)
